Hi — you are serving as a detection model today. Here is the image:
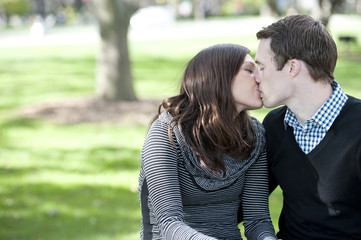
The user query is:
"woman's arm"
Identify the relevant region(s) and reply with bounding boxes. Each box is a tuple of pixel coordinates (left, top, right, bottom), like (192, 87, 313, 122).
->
(241, 149, 277, 240)
(141, 119, 217, 240)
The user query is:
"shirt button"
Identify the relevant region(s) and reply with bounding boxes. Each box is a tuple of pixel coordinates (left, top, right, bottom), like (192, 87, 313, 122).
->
(305, 136, 310, 140)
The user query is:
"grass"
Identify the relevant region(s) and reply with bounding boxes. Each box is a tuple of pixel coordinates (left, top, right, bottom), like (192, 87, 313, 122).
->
(0, 117, 145, 239)
(1, 15, 361, 240)
(0, 46, 96, 112)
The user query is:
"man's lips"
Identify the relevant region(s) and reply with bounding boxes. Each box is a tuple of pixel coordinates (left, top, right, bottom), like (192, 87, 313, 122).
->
(257, 90, 263, 98)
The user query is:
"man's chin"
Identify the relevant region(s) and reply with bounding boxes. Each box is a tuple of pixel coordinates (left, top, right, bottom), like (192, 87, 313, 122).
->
(262, 100, 278, 109)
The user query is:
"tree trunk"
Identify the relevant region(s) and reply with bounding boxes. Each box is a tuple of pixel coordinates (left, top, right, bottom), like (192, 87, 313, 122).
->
(168, 0, 179, 19)
(34, 0, 46, 18)
(194, 0, 207, 19)
(193, 0, 223, 19)
(312, 0, 332, 25)
(313, 0, 344, 26)
(93, 0, 136, 101)
(265, 0, 281, 17)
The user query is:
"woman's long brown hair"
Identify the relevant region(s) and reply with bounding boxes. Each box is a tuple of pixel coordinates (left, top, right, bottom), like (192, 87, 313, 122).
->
(152, 44, 256, 172)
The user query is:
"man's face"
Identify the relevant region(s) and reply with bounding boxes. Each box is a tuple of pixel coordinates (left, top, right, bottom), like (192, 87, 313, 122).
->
(255, 38, 294, 108)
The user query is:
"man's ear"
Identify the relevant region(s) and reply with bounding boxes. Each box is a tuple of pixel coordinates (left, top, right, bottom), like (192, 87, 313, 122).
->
(288, 59, 301, 77)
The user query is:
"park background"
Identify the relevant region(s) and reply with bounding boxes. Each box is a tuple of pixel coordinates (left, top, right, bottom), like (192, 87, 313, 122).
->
(1, 0, 361, 239)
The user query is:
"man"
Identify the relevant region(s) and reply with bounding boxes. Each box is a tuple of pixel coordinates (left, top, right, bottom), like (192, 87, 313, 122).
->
(255, 15, 361, 239)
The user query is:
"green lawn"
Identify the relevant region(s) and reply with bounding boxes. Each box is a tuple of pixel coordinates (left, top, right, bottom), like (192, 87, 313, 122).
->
(1, 15, 361, 240)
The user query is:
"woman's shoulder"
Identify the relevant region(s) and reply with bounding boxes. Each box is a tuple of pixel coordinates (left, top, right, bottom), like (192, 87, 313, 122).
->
(158, 111, 173, 124)
(149, 111, 172, 130)
(148, 111, 183, 145)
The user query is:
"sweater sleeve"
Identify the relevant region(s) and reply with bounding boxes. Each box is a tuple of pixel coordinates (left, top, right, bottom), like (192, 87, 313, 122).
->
(241, 149, 277, 240)
(141, 119, 217, 240)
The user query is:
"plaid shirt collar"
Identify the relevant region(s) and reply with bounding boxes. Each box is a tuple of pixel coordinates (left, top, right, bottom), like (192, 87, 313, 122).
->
(284, 81, 348, 131)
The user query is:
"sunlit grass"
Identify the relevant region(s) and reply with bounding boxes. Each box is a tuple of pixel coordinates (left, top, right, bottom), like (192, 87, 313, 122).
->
(0, 46, 96, 112)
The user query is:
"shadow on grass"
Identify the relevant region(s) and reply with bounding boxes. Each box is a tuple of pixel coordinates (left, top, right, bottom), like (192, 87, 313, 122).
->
(1, 183, 141, 240)
(0, 117, 41, 129)
(1, 56, 95, 70)
(0, 145, 141, 174)
(3, 146, 141, 169)
(0, 116, 143, 171)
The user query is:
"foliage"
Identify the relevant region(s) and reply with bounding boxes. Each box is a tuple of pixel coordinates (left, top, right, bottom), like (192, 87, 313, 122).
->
(222, 0, 263, 16)
(2, 0, 31, 16)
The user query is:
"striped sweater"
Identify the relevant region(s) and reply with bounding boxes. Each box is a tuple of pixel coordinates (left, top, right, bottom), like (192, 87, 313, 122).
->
(138, 112, 276, 240)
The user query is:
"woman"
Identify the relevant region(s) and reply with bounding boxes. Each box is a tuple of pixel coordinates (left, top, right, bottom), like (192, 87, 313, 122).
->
(138, 44, 276, 240)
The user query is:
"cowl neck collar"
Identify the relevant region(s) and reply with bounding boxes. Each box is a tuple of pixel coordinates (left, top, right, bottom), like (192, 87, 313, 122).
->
(158, 112, 266, 191)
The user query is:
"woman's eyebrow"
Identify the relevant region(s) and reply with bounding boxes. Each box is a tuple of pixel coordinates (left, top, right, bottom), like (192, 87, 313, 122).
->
(243, 61, 256, 67)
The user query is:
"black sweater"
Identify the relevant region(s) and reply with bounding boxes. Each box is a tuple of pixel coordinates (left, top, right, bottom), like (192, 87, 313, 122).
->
(263, 96, 361, 240)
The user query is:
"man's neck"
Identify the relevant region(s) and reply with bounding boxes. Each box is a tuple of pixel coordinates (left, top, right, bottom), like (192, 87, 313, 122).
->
(287, 81, 333, 126)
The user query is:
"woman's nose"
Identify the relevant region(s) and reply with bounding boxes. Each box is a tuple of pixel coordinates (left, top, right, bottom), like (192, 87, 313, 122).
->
(254, 71, 261, 83)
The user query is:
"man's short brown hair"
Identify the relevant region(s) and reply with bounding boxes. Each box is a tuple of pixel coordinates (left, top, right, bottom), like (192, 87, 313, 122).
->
(256, 15, 337, 83)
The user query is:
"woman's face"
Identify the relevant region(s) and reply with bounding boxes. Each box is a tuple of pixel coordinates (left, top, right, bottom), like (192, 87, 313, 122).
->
(231, 54, 263, 113)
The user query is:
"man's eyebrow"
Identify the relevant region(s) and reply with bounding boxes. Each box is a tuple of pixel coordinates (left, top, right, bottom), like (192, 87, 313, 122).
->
(255, 60, 263, 65)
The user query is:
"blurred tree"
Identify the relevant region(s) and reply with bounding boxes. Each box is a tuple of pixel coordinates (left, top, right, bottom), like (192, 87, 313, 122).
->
(33, 0, 45, 18)
(265, 0, 281, 17)
(313, 0, 344, 26)
(2, 0, 31, 25)
(168, 0, 179, 18)
(93, 0, 155, 101)
(193, 0, 225, 19)
(265, 0, 345, 26)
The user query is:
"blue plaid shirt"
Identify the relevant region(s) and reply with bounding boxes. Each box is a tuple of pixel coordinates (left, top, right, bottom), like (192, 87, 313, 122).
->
(284, 81, 348, 154)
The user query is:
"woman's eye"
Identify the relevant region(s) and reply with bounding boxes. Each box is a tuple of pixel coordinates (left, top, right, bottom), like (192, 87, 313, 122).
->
(245, 69, 253, 73)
